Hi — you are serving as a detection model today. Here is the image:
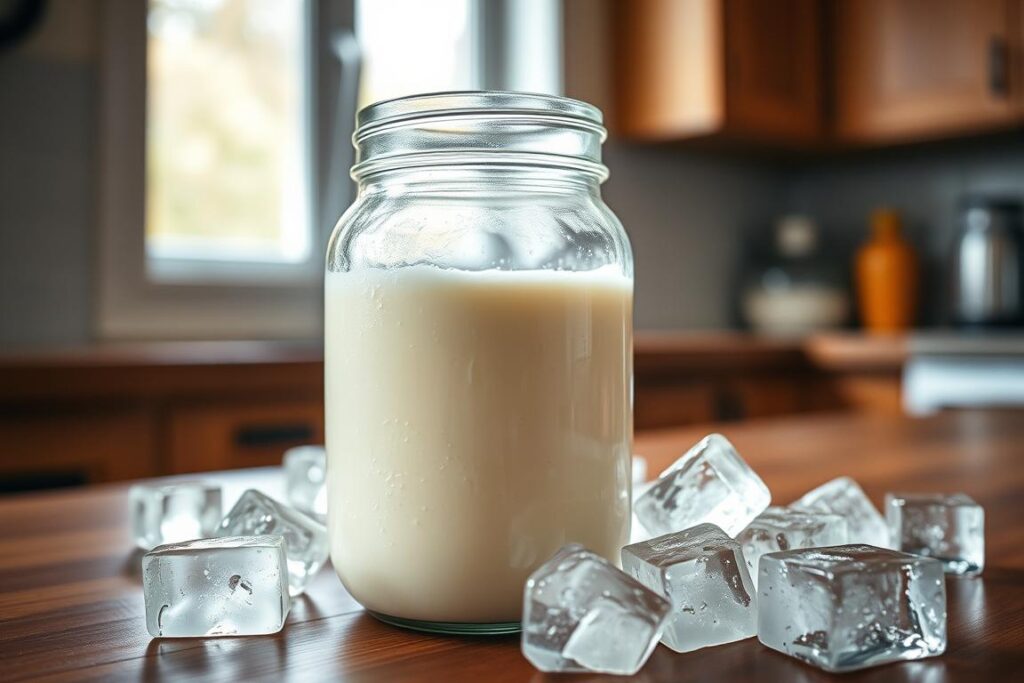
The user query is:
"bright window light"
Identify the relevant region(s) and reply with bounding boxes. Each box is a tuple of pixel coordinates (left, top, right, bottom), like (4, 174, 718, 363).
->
(356, 0, 477, 108)
(146, 0, 310, 265)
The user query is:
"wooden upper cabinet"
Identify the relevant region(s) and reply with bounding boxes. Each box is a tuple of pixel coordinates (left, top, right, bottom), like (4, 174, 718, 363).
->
(614, 0, 823, 143)
(723, 0, 823, 141)
(610, 0, 1023, 147)
(833, 0, 1021, 142)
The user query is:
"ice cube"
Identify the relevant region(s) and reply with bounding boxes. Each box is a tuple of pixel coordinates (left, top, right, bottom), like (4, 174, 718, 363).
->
(131, 482, 222, 550)
(791, 476, 890, 548)
(621, 523, 757, 653)
(217, 489, 328, 596)
(758, 544, 947, 672)
(143, 535, 291, 637)
(634, 434, 770, 537)
(632, 455, 648, 486)
(284, 445, 327, 520)
(630, 480, 656, 544)
(886, 492, 984, 576)
(522, 544, 671, 675)
(736, 507, 848, 587)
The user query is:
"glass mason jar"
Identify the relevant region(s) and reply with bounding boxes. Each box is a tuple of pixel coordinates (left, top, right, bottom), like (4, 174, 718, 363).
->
(325, 92, 633, 634)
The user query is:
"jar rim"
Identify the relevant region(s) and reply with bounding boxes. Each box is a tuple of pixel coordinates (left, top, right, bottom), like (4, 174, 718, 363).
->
(352, 91, 609, 183)
(355, 90, 605, 138)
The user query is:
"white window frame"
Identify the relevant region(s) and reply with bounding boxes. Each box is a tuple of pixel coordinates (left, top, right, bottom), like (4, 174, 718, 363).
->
(96, 0, 561, 340)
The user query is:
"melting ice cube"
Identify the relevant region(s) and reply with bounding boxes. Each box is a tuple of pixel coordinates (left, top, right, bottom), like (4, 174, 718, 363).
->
(757, 544, 947, 672)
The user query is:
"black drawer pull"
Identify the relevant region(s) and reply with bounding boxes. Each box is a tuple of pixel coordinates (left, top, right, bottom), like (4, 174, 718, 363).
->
(714, 390, 746, 423)
(234, 424, 314, 448)
(989, 36, 1009, 97)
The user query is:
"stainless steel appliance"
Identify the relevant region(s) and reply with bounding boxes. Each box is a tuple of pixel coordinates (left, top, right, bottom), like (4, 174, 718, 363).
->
(903, 333, 1024, 414)
(950, 197, 1024, 327)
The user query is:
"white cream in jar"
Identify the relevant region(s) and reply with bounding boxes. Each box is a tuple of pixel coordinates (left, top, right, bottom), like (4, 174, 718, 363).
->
(325, 265, 632, 623)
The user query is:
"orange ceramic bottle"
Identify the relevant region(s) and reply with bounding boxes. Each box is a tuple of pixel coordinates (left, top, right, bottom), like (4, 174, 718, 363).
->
(855, 209, 918, 332)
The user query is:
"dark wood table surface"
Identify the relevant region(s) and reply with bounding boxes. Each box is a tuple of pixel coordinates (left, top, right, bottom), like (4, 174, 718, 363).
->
(1, 411, 1022, 682)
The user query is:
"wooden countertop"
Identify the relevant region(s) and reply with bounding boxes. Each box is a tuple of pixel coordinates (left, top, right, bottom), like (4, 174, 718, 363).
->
(634, 331, 907, 374)
(0, 333, 905, 369)
(2, 411, 1022, 681)
(0, 341, 325, 402)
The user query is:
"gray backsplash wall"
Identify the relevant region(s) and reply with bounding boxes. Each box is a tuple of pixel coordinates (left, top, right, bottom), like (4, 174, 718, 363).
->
(787, 136, 1024, 325)
(604, 143, 786, 329)
(0, 1, 98, 347)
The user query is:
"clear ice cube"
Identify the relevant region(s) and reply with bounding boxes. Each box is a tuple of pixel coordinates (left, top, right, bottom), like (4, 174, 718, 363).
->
(522, 544, 671, 675)
(632, 455, 648, 486)
(217, 489, 328, 596)
(284, 445, 327, 520)
(143, 535, 291, 637)
(736, 506, 848, 587)
(130, 481, 222, 550)
(633, 434, 770, 537)
(757, 544, 947, 672)
(621, 523, 758, 653)
(886, 492, 984, 576)
(630, 481, 655, 544)
(791, 476, 890, 548)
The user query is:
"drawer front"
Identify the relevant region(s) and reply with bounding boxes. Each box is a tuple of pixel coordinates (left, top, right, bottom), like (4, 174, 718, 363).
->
(635, 374, 823, 431)
(0, 410, 157, 489)
(823, 374, 903, 415)
(724, 377, 808, 420)
(168, 400, 324, 474)
(635, 383, 717, 431)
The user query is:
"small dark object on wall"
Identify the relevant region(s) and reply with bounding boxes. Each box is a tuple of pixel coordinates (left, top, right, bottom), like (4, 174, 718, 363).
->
(0, 0, 46, 51)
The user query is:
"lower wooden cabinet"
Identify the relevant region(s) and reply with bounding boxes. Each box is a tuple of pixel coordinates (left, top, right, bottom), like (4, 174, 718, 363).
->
(635, 383, 718, 429)
(0, 339, 903, 492)
(818, 374, 904, 415)
(634, 375, 821, 431)
(0, 409, 158, 491)
(0, 400, 325, 491)
(167, 400, 324, 474)
(633, 371, 902, 431)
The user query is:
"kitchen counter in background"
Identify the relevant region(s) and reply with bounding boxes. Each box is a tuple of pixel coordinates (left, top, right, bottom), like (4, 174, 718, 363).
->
(634, 331, 1024, 425)
(633, 331, 908, 428)
(0, 341, 326, 491)
(637, 329, 915, 372)
(1, 332, 1019, 490)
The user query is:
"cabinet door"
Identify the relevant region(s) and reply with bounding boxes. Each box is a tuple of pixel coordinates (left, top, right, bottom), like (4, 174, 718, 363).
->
(724, 0, 824, 142)
(168, 400, 324, 474)
(834, 0, 1019, 142)
(0, 410, 157, 489)
(614, 0, 725, 139)
(634, 382, 717, 430)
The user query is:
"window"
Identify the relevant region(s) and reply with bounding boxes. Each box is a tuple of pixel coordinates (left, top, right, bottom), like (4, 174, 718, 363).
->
(356, 0, 562, 106)
(146, 0, 312, 276)
(97, 1, 331, 339)
(98, 0, 561, 339)
(356, 0, 477, 108)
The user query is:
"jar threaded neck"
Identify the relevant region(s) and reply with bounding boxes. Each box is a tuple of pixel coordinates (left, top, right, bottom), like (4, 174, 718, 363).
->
(351, 91, 609, 183)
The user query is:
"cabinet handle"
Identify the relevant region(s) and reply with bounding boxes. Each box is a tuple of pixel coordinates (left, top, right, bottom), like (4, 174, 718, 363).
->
(234, 423, 315, 448)
(714, 389, 745, 422)
(989, 37, 1009, 97)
